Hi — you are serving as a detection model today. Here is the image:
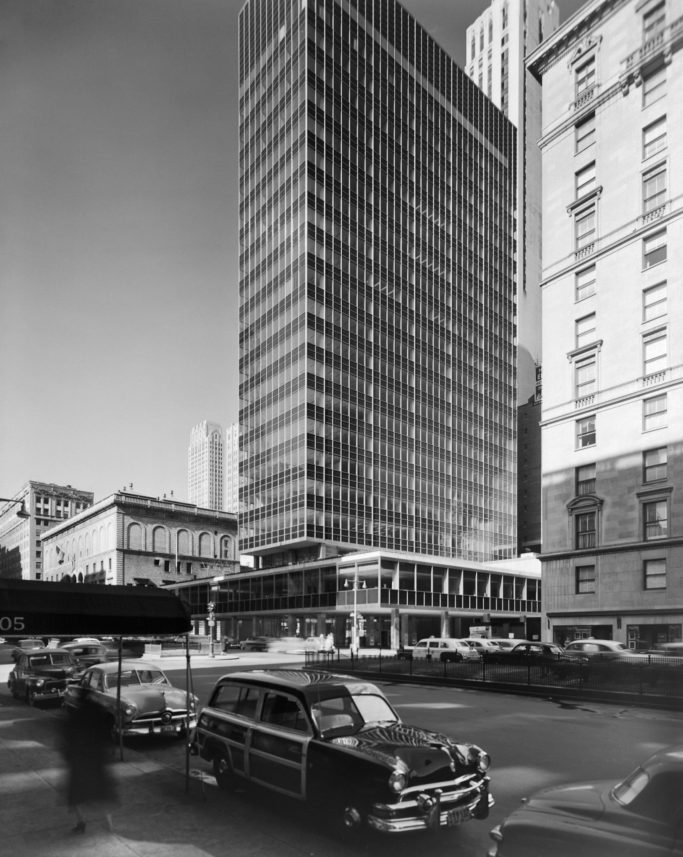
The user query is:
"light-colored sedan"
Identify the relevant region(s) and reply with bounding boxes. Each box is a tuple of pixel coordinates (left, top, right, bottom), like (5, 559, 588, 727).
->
(63, 660, 197, 738)
(459, 637, 503, 656)
(563, 639, 648, 663)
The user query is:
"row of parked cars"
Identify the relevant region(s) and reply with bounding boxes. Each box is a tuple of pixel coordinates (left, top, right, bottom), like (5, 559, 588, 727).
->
(398, 636, 683, 666)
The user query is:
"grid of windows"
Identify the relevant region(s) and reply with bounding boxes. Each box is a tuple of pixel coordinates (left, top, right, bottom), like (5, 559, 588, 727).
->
(238, 0, 517, 562)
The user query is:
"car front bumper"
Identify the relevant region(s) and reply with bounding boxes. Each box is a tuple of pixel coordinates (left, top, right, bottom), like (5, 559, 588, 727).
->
(368, 775, 493, 833)
(29, 685, 66, 701)
(122, 714, 197, 736)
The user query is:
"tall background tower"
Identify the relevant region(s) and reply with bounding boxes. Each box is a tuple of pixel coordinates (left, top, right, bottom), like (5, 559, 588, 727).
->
(238, 0, 518, 568)
(225, 422, 240, 514)
(466, 0, 560, 555)
(466, 0, 559, 405)
(187, 420, 224, 511)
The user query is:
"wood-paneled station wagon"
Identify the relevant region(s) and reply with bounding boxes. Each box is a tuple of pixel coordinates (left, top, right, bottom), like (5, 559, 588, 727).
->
(192, 668, 493, 834)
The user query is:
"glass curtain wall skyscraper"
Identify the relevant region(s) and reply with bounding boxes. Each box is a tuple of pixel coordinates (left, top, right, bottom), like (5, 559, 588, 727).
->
(239, 0, 517, 567)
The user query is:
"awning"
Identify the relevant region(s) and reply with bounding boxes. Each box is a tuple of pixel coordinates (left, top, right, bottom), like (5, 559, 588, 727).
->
(0, 579, 192, 636)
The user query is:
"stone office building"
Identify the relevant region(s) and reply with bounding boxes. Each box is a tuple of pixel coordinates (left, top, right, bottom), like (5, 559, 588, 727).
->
(528, 0, 683, 648)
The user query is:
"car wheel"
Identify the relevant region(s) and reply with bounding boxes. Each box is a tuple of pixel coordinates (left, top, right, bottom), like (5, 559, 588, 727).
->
(213, 752, 237, 790)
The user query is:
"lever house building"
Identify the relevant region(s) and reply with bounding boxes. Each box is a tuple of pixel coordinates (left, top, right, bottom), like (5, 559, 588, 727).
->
(239, 0, 517, 562)
(182, 0, 529, 646)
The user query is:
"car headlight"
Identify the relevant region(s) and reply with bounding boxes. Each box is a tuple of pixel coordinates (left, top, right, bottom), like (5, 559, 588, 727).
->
(34, 679, 45, 688)
(123, 703, 138, 719)
(478, 751, 491, 772)
(389, 769, 407, 793)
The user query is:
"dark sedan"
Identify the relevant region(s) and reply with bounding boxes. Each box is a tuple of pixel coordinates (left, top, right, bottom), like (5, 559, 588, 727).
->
(488, 745, 683, 856)
(485, 641, 568, 666)
(8, 649, 80, 705)
(193, 668, 493, 834)
(58, 642, 118, 668)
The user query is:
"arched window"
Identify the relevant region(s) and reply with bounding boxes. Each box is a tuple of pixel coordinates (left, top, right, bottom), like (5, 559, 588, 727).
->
(177, 528, 191, 557)
(127, 522, 143, 550)
(220, 536, 233, 559)
(198, 532, 213, 557)
(152, 526, 169, 553)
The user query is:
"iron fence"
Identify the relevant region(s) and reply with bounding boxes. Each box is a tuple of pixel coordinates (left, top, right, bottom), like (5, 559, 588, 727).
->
(304, 650, 683, 701)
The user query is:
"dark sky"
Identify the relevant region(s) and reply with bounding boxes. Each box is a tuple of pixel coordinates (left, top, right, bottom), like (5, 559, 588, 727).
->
(0, 0, 585, 502)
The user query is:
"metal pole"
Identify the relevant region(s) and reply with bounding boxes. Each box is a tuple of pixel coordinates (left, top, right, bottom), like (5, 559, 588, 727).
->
(352, 572, 358, 655)
(185, 632, 191, 792)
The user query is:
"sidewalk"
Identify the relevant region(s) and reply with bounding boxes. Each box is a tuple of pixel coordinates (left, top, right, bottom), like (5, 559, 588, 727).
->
(0, 691, 334, 857)
(0, 651, 339, 857)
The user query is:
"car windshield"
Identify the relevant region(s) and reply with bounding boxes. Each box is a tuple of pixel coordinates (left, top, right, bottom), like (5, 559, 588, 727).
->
(107, 668, 169, 688)
(311, 693, 398, 736)
(29, 653, 71, 667)
(613, 767, 649, 806)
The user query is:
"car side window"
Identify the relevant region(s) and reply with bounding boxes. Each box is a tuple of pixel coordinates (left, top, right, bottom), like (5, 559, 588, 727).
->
(211, 683, 251, 715)
(261, 692, 309, 732)
(631, 772, 683, 823)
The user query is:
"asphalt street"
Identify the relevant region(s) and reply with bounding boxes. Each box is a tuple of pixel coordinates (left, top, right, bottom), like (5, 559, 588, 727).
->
(1, 652, 681, 857)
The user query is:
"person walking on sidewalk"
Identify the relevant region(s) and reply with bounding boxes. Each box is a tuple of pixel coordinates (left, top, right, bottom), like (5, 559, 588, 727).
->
(61, 694, 118, 833)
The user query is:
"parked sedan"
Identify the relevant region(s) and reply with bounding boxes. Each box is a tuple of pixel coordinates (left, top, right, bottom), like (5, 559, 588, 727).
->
(193, 669, 493, 834)
(487, 745, 683, 856)
(239, 636, 270, 651)
(563, 639, 649, 663)
(8, 649, 80, 705)
(460, 638, 503, 656)
(58, 642, 118, 668)
(485, 641, 568, 668)
(63, 660, 198, 738)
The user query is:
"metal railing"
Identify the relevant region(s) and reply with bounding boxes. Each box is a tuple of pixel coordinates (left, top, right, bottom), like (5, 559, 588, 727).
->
(320, 651, 683, 702)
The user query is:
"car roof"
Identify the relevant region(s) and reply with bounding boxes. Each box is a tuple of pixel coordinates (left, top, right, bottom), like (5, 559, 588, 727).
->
(85, 660, 162, 673)
(213, 668, 384, 702)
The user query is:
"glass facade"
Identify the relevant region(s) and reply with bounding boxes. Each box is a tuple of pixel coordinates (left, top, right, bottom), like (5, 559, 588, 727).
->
(238, 0, 517, 564)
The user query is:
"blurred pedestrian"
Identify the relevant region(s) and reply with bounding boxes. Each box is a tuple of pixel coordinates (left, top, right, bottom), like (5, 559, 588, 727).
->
(61, 694, 118, 834)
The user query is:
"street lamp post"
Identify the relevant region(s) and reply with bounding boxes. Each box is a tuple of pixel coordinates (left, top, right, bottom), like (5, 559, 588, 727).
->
(207, 601, 215, 658)
(344, 571, 366, 656)
(0, 498, 30, 518)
